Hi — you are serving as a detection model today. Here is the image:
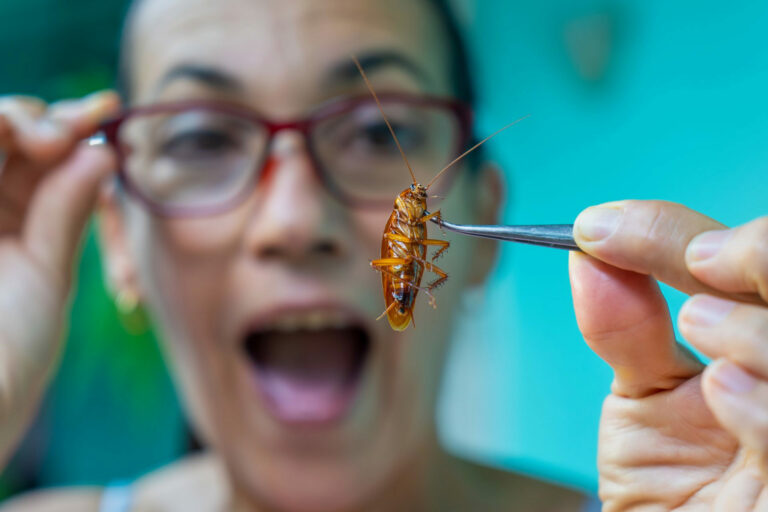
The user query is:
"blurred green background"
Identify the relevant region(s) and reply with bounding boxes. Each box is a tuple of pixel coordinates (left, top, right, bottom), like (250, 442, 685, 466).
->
(1, 0, 767, 500)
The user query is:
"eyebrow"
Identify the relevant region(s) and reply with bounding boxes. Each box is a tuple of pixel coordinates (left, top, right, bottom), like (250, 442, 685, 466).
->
(153, 50, 431, 96)
(325, 50, 433, 89)
(154, 63, 244, 94)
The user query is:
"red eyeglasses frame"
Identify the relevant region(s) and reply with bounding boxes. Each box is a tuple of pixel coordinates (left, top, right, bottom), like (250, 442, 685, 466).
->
(100, 93, 473, 217)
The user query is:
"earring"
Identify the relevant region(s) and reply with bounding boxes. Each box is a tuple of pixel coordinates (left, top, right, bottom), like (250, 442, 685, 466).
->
(115, 289, 150, 335)
(116, 289, 139, 315)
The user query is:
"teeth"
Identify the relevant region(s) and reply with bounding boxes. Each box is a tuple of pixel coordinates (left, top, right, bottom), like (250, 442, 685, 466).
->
(265, 311, 354, 333)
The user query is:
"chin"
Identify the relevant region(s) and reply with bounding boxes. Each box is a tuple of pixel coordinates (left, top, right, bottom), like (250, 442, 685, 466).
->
(230, 454, 391, 512)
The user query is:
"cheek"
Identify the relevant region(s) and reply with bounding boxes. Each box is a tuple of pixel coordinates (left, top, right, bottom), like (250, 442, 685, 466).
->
(127, 205, 249, 339)
(356, 208, 393, 254)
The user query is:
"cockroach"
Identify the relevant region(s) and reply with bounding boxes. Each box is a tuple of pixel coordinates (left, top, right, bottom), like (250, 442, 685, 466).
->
(353, 56, 525, 331)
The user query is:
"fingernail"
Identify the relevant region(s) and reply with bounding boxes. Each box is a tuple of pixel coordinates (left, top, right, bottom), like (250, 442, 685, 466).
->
(687, 230, 730, 263)
(680, 295, 735, 327)
(575, 206, 622, 242)
(711, 359, 755, 394)
(84, 91, 117, 115)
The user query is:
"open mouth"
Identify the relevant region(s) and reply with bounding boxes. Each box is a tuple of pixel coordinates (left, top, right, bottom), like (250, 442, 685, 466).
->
(243, 313, 371, 424)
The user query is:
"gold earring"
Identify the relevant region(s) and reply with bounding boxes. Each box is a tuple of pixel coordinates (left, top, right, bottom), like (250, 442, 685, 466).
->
(116, 289, 140, 315)
(115, 289, 150, 334)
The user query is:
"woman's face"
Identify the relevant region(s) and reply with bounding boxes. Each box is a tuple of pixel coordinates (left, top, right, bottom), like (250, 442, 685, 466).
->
(105, 0, 498, 509)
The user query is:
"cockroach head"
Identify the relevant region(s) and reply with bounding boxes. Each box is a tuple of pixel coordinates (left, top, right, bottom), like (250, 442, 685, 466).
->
(410, 183, 428, 199)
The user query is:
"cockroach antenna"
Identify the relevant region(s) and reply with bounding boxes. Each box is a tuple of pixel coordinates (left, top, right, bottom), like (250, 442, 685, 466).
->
(425, 114, 530, 190)
(352, 55, 418, 184)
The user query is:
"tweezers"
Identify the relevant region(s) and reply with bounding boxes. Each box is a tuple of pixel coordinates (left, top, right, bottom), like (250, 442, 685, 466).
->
(430, 218, 581, 251)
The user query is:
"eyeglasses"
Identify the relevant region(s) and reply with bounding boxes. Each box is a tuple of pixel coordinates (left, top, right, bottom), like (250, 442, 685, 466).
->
(100, 94, 473, 216)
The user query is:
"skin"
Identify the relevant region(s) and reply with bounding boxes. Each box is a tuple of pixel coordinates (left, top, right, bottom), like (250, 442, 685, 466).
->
(0, 1, 767, 511)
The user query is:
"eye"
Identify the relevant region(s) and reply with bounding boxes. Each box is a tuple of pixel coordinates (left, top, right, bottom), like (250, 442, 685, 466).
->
(160, 128, 240, 161)
(355, 120, 423, 154)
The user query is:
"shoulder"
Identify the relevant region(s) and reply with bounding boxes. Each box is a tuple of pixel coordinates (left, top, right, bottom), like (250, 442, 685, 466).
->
(0, 454, 225, 512)
(0, 487, 102, 512)
(132, 452, 227, 512)
(451, 454, 591, 512)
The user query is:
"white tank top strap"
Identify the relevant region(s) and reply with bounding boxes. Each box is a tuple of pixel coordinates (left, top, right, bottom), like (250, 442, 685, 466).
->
(581, 495, 602, 512)
(99, 481, 134, 512)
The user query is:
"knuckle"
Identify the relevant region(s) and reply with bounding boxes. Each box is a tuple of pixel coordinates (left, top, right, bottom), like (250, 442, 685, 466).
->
(743, 219, 768, 292)
(712, 309, 768, 374)
(0, 96, 47, 117)
(626, 200, 678, 264)
(750, 409, 768, 447)
(47, 99, 81, 119)
(748, 309, 768, 347)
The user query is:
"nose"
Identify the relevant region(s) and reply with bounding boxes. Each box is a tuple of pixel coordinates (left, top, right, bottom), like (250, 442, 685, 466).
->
(244, 132, 349, 264)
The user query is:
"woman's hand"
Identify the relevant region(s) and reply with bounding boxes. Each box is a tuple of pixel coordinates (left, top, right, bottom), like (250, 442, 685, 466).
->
(0, 92, 119, 466)
(570, 200, 768, 511)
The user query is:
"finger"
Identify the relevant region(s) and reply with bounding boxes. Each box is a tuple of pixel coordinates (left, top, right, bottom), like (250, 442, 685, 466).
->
(48, 90, 121, 138)
(0, 117, 8, 169)
(0, 99, 73, 165)
(713, 465, 763, 512)
(686, 217, 768, 302)
(702, 358, 768, 479)
(573, 200, 761, 304)
(23, 143, 116, 284)
(0, 96, 47, 151)
(0, 91, 120, 166)
(570, 251, 703, 398)
(679, 295, 768, 378)
(0, 96, 47, 119)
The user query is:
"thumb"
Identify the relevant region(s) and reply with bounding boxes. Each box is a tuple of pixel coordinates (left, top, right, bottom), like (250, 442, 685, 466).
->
(23, 143, 116, 287)
(570, 251, 703, 398)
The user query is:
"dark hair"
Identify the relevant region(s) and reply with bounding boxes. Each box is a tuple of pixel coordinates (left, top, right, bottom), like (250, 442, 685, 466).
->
(427, 0, 475, 106)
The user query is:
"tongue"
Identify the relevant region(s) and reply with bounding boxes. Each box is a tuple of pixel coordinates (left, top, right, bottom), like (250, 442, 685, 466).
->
(254, 330, 361, 423)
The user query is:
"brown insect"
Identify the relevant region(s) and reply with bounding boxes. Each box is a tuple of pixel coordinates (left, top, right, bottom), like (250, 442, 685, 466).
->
(353, 57, 525, 331)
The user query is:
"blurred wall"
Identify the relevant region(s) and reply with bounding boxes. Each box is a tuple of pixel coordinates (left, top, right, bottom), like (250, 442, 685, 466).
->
(440, 0, 768, 491)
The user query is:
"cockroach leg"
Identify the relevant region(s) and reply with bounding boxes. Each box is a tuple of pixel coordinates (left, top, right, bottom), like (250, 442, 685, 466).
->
(421, 238, 450, 261)
(421, 209, 448, 239)
(382, 233, 449, 261)
(417, 259, 448, 295)
(375, 255, 447, 309)
(371, 259, 437, 312)
(383, 233, 414, 244)
(418, 210, 442, 224)
(376, 300, 399, 321)
(370, 257, 410, 267)
(370, 258, 434, 293)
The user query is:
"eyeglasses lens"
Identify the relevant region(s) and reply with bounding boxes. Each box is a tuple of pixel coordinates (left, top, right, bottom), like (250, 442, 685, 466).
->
(119, 109, 268, 211)
(312, 101, 460, 203)
(118, 100, 461, 212)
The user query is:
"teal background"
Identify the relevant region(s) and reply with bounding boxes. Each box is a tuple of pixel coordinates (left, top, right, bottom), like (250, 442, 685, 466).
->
(1, 0, 767, 500)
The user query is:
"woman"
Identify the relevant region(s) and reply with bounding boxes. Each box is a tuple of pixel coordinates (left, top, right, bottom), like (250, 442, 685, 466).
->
(1, 0, 767, 510)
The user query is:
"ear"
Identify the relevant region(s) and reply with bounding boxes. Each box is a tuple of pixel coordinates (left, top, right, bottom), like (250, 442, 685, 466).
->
(96, 179, 140, 302)
(466, 163, 505, 286)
